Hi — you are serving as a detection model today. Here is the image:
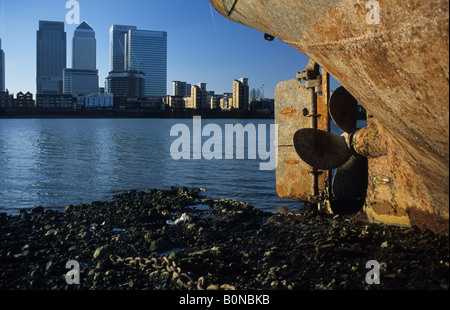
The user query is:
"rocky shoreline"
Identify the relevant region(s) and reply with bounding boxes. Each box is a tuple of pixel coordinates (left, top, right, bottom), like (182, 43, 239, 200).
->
(0, 187, 448, 290)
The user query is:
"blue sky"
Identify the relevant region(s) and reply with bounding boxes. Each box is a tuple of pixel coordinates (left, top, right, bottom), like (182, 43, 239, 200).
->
(0, 0, 340, 97)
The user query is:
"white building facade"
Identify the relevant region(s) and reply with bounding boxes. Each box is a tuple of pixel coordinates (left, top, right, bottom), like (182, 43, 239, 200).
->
(82, 93, 114, 108)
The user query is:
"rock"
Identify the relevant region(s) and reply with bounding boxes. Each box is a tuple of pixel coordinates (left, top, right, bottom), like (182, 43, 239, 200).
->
(0, 187, 448, 290)
(168, 251, 177, 260)
(45, 261, 53, 271)
(14, 251, 30, 259)
(45, 229, 58, 236)
(351, 243, 362, 251)
(93, 245, 112, 260)
(31, 206, 44, 214)
(316, 243, 335, 255)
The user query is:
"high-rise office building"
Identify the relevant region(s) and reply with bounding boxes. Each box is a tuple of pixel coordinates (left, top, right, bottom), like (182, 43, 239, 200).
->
(0, 38, 5, 92)
(63, 69, 99, 96)
(72, 21, 96, 70)
(124, 29, 167, 97)
(106, 70, 145, 98)
(36, 21, 66, 94)
(64, 22, 99, 95)
(109, 25, 137, 72)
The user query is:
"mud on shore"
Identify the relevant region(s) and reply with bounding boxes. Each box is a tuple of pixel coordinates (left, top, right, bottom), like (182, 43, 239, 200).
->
(0, 187, 448, 290)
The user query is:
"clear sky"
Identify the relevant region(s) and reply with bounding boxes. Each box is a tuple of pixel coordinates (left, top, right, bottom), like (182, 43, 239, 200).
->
(0, 0, 340, 97)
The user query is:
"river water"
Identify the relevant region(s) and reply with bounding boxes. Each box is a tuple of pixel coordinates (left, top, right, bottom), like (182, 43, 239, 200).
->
(0, 118, 364, 214)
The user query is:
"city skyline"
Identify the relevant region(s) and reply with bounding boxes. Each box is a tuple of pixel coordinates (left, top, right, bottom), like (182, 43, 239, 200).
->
(0, 0, 340, 98)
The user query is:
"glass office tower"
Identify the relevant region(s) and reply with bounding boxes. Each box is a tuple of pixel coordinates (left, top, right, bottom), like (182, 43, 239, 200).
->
(125, 29, 167, 98)
(36, 21, 67, 94)
(72, 21, 96, 70)
(109, 25, 137, 72)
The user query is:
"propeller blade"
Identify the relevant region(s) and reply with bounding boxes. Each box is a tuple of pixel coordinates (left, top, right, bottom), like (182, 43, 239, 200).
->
(332, 155, 368, 201)
(329, 86, 358, 134)
(293, 128, 351, 170)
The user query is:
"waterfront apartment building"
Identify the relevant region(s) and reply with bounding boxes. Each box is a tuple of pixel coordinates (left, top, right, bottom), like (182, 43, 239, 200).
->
(173, 81, 191, 97)
(124, 29, 167, 97)
(106, 70, 145, 98)
(14, 92, 34, 109)
(1, 91, 34, 109)
(109, 25, 137, 72)
(190, 83, 208, 109)
(36, 21, 66, 94)
(0, 38, 5, 92)
(0, 90, 13, 109)
(210, 94, 221, 110)
(164, 95, 190, 109)
(82, 93, 114, 108)
(35, 93, 73, 109)
(232, 78, 249, 110)
(220, 93, 233, 110)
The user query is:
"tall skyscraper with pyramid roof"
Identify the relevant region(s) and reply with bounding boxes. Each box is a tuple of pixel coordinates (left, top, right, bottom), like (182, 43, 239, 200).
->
(72, 21, 96, 70)
(63, 21, 99, 96)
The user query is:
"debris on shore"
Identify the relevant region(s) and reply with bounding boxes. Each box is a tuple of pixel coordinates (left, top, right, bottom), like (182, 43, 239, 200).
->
(0, 187, 448, 290)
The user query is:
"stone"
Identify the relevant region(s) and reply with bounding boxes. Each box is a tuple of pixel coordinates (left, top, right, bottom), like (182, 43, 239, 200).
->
(31, 206, 44, 214)
(93, 245, 112, 260)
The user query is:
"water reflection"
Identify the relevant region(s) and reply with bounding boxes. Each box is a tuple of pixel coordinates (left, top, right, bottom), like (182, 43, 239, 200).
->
(0, 118, 366, 213)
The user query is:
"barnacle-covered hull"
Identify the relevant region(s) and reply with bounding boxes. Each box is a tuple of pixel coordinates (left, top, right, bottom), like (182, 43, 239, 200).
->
(211, 0, 449, 234)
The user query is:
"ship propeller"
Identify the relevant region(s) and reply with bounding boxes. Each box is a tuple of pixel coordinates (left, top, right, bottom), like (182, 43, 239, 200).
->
(293, 86, 368, 214)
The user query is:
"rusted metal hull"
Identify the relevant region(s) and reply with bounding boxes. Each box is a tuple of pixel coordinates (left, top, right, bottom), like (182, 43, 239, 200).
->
(211, 0, 449, 234)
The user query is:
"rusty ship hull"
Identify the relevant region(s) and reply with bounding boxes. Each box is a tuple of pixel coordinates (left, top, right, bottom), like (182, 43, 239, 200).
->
(211, 0, 449, 234)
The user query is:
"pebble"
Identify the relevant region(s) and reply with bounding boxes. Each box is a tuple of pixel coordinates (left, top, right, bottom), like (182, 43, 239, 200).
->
(0, 187, 447, 290)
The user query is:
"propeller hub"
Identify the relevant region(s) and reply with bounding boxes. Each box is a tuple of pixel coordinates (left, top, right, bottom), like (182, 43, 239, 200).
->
(351, 126, 388, 158)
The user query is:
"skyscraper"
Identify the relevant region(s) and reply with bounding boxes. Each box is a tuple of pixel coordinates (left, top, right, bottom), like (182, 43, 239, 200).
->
(72, 21, 96, 70)
(109, 25, 137, 72)
(106, 70, 145, 98)
(64, 21, 99, 95)
(124, 29, 167, 97)
(63, 69, 99, 96)
(0, 38, 5, 92)
(36, 21, 67, 94)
